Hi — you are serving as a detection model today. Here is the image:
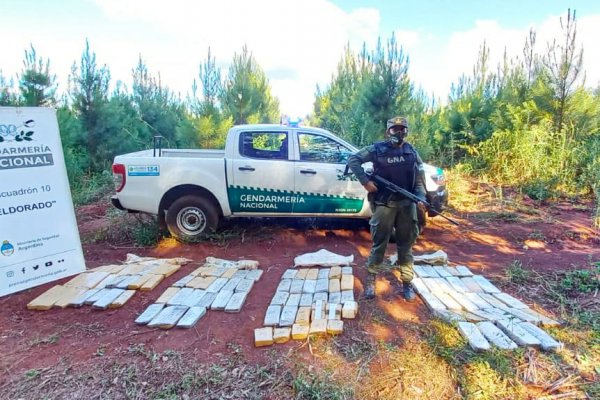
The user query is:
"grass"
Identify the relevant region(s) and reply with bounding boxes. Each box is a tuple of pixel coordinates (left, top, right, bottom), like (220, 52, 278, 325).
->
(2, 347, 294, 400)
(546, 268, 600, 309)
(329, 331, 378, 365)
(24, 369, 41, 379)
(497, 259, 600, 398)
(445, 169, 543, 224)
(282, 324, 461, 400)
(425, 319, 529, 399)
(97, 208, 164, 247)
(501, 260, 600, 321)
(504, 260, 532, 285)
(204, 225, 259, 248)
(292, 368, 354, 400)
(426, 311, 599, 399)
(527, 230, 547, 240)
(5, 299, 599, 400)
(460, 358, 525, 400)
(94, 210, 278, 247)
(425, 319, 467, 362)
(29, 333, 60, 346)
(357, 338, 459, 400)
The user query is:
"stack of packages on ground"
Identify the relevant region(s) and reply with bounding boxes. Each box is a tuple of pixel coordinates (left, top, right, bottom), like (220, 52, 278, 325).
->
(135, 257, 263, 329)
(255, 249, 358, 347)
(406, 250, 563, 352)
(27, 254, 188, 310)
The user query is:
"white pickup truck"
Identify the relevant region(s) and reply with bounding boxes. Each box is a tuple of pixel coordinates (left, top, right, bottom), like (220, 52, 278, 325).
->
(111, 124, 448, 241)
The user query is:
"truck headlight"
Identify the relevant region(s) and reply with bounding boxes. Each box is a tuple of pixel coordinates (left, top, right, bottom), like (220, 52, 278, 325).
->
(430, 170, 446, 186)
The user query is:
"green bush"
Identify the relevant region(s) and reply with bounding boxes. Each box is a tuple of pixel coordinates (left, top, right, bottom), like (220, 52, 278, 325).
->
(70, 171, 114, 206)
(561, 266, 600, 294)
(521, 179, 557, 201)
(130, 216, 163, 247)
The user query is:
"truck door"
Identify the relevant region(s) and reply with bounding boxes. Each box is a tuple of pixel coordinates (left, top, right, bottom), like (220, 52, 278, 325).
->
(229, 130, 297, 214)
(292, 131, 366, 215)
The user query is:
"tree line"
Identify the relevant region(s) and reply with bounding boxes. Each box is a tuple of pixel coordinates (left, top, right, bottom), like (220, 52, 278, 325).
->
(313, 10, 599, 201)
(1, 9, 598, 203)
(1, 42, 279, 178)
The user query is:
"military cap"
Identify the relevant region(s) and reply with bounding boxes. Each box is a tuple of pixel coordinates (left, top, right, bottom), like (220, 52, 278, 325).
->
(386, 116, 408, 129)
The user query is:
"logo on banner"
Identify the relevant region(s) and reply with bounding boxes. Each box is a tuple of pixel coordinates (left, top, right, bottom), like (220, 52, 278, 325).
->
(0, 120, 35, 143)
(0, 119, 55, 171)
(1, 240, 14, 256)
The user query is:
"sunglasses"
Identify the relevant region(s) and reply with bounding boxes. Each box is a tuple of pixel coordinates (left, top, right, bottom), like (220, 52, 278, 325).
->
(389, 126, 407, 135)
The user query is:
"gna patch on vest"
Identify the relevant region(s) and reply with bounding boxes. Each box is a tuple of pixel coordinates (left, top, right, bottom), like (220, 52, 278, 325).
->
(372, 141, 418, 191)
(386, 155, 406, 163)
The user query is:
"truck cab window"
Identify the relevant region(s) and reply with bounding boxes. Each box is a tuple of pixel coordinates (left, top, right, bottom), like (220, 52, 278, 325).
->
(298, 133, 352, 163)
(239, 131, 288, 160)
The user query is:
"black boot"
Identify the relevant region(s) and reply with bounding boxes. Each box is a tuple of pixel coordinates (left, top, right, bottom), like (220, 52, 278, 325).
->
(402, 282, 416, 302)
(364, 274, 376, 299)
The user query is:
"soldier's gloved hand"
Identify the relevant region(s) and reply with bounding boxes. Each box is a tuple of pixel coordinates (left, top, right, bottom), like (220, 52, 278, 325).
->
(363, 181, 378, 193)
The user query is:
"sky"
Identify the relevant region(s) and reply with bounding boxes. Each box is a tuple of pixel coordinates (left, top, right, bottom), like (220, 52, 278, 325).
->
(1, 0, 600, 117)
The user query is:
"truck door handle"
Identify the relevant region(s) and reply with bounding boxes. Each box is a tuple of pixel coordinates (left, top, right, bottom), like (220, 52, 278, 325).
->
(238, 166, 255, 171)
(300, 169, 317, 175)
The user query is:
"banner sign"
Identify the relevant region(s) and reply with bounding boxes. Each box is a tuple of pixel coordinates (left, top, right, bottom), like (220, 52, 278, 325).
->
(0, 107, 86, 297)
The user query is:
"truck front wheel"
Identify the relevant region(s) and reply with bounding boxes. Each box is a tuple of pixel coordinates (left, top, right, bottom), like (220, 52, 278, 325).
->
(166, 195, 219, 242)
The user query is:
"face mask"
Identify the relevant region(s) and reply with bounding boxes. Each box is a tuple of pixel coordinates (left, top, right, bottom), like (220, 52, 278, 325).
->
(388, 126, 407, 144)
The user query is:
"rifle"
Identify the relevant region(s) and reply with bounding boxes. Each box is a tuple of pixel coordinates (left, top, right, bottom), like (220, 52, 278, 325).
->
(366, 172, 460, 226)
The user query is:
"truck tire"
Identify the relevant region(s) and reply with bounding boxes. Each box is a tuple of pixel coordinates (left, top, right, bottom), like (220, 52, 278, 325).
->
(166, 195, 219, 242)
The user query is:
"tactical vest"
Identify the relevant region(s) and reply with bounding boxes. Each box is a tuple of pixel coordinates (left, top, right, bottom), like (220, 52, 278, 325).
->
(372, 141, 418, 201)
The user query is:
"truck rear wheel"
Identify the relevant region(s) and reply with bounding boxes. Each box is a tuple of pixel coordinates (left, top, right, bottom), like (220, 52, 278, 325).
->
(166, 195, 219, 242)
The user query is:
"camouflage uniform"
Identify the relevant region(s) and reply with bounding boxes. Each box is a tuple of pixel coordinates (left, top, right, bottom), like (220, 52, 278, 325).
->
(347, 117, 426, 291)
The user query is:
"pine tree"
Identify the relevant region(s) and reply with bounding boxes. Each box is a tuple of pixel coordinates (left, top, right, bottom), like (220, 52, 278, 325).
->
(18, 44, 57, 106)
(313, 36, 413, 147)
(0, 70, 19, 106)
(68, 39, 111, 171)
(195, 47, 222, 118)
(313, 44, 363, 143)
(357, 35, 412, 145)
(543, 8, 583, 133)
(132, 56, 184, 145)
(221, 45, 280, 124)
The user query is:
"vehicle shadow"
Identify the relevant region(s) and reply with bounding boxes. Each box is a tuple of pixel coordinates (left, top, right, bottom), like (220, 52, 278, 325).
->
(219, 216, 370, 232)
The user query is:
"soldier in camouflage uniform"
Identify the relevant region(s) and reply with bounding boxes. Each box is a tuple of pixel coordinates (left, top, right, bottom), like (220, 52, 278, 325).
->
(347, 116, 426, 301)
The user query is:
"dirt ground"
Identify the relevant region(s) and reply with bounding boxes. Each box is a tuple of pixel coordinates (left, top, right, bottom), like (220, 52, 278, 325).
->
(1, 196, 599, 393)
